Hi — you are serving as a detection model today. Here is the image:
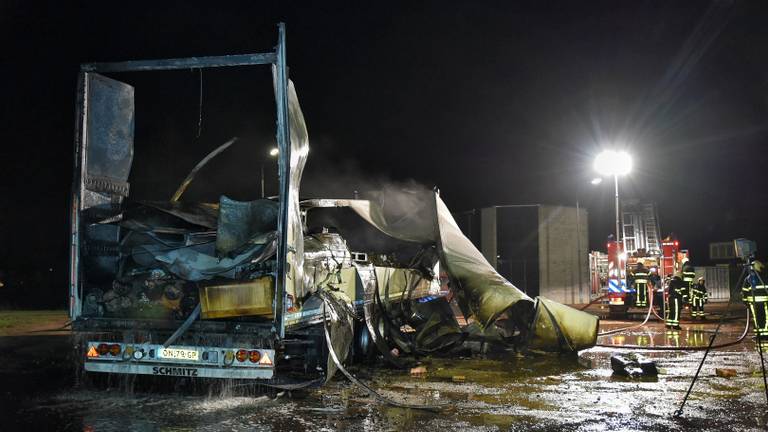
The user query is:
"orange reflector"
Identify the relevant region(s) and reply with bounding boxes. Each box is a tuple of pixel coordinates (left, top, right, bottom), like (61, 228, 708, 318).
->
(109, 344, 121, 356)
(87, 346, 99, 358)
(259, 352, 273, 366)
(236, 349, 247, 362)
(248, 350, 261, 363)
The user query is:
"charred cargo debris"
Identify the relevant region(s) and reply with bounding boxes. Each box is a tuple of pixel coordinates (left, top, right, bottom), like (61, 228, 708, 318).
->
(77, 188, 598, 380)
(70, 23, 597, 391)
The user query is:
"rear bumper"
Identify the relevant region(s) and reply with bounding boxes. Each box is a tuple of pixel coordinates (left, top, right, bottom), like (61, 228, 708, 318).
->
(84, 341, 275, 380)
(85, 361, 273, 379)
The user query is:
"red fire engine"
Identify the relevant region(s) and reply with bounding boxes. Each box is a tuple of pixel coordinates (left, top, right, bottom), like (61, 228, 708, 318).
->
(605, 235, 689, 316)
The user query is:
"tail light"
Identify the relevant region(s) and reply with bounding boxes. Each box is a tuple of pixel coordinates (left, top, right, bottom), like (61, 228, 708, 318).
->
(109, 344, 121, 356)
(97, 343, 109, 356)
(236, 349, 248, 362)
(248, 350, 261, 363)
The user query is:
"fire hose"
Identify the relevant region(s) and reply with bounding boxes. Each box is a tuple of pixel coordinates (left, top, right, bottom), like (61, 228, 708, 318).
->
(597, 285, 656, 336)
(596, 308, 750, 350)
(596, 283, 751, 350)
(675, 265, 768, 417)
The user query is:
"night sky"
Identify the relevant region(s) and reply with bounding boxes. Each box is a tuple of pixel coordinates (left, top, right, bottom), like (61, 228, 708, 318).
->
(2, 1, 768, 305)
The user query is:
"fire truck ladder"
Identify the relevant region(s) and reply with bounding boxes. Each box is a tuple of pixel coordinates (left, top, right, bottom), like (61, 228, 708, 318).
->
(643, 203, 662, 254)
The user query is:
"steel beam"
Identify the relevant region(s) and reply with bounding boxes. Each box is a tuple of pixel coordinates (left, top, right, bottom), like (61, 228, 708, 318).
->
(273, 22, 290, 340)
(81, 52, 277, 73)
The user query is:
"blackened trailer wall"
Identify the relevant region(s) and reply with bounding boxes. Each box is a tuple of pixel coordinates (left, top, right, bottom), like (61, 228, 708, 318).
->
(454, 205, 589, 305)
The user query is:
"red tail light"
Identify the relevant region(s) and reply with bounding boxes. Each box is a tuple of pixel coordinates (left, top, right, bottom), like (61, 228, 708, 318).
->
(109, 344, 121, 356)
(248, 350, 261, 363)
(97, 343, 109, 356)
(236, 349, 248, 362)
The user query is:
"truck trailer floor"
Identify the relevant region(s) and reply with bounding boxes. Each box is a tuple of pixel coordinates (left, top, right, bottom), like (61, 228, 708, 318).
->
(2, 309, 767, 431)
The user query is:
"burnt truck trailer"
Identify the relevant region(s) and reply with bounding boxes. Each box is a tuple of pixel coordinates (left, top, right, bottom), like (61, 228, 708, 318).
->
(70, 23, 598, 385)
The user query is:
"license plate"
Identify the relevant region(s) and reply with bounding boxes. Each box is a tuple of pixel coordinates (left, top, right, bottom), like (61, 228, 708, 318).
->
(159, 348, 199, 361)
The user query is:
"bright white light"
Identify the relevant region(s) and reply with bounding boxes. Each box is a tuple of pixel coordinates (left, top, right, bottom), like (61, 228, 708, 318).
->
(269, 147, 279, 157)
(590, 177, 603, 185)
(594, 150, 632, 176)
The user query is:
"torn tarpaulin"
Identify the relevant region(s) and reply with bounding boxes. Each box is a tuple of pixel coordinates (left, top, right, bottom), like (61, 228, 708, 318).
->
(320, 190, 598, 354)
(346, 191, 533, 328)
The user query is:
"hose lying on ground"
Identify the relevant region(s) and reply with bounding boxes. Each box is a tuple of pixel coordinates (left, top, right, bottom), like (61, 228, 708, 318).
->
(597, 285, 656, 337)
(596, 308, 750, 351)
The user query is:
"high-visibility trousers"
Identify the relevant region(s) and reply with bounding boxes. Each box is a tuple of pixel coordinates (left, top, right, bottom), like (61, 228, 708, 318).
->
(691, 296, 705, 317)
(635, 282, 648, 307)
(746, 298, 768, 351)
(666, 297, 681, 327)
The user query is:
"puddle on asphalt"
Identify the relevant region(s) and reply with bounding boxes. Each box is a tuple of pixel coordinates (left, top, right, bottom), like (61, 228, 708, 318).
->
(8, 320, 768, 431)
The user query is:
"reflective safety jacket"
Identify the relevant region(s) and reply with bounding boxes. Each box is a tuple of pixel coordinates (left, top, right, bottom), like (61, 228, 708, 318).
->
(690, 282, 707, 301)
(668, 278, 687, 299)
(682, 270, 696, 287)
(633, 271, 649, 288)
(742, 271, 768, 303)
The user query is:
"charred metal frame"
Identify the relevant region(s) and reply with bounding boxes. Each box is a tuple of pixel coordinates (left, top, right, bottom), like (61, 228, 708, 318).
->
(70, 23, 292, 339)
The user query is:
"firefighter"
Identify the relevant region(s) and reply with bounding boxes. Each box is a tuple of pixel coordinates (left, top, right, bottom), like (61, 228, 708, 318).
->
(666, 274, 686, 330)
(690, 277, 707, 320)
(681, 261, 696, 306)
(632, 263, 650, 308)
(743, 260, 768, 351)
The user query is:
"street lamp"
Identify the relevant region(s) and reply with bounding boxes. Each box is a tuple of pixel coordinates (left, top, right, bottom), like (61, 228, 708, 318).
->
(594, 149, 632, 283)
(261, 147, 280, 198)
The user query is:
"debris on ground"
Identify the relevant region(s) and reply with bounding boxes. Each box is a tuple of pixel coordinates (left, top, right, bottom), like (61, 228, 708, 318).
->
(452, 375, 466, 383)
(410, 366, 428, 378)
(610, 352, 658, 377)
(715, 368, 737, 378)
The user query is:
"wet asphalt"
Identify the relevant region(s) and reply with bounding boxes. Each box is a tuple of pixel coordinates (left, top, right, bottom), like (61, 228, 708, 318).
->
(3, 306, 768, 431)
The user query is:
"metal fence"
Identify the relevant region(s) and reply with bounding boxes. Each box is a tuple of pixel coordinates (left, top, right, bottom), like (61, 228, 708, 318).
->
(695, 266, 730, 300)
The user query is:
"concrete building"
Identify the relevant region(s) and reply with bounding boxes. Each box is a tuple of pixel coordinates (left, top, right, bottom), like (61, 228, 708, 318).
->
(454, 204, 589, 305)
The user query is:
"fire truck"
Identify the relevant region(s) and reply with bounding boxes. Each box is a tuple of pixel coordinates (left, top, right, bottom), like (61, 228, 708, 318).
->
(604, 235, 689, 316)
(599, 200, 690, 316)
